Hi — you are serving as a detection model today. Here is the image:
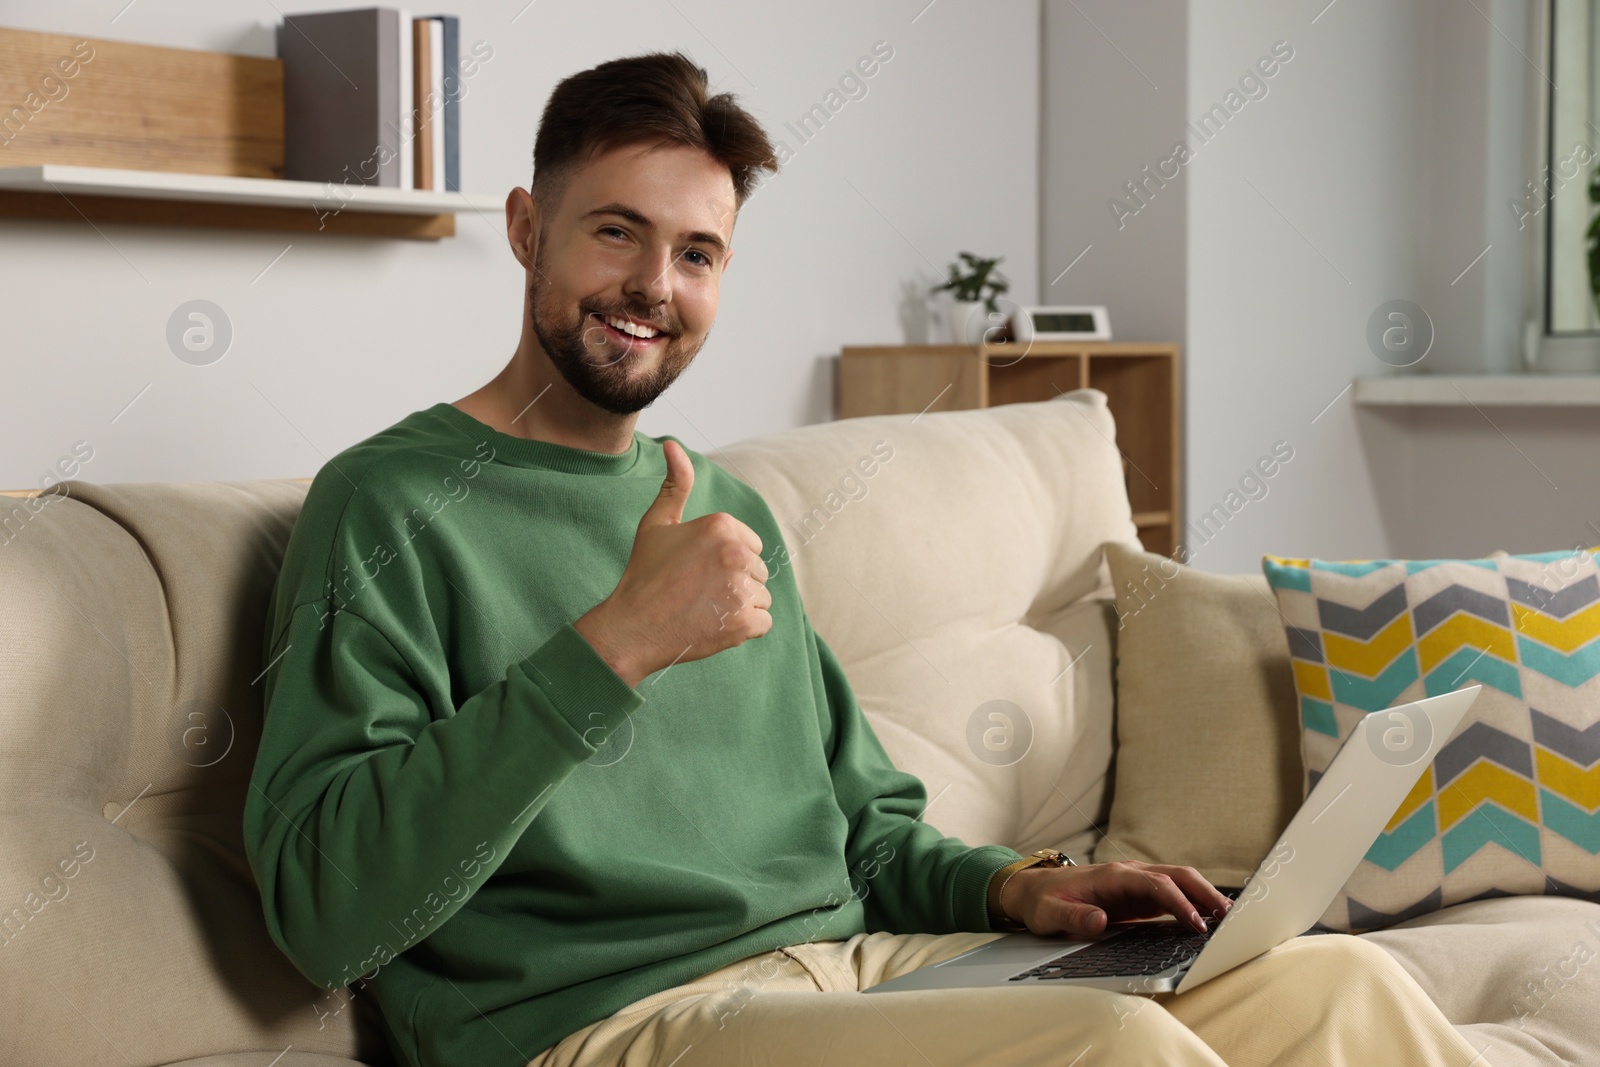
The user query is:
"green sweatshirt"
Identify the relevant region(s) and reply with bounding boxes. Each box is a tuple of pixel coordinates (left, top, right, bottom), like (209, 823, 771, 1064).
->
(243, 402, 1023, 1067)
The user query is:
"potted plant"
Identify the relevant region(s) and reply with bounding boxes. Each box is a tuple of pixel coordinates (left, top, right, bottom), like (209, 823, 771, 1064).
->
(931, 251, 1010, 344)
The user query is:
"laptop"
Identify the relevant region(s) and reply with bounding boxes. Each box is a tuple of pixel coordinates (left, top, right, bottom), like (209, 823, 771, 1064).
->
(865, 685, 1482, 997)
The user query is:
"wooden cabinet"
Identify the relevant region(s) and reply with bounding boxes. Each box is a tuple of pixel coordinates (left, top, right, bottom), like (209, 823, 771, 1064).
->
(839, 342, 1182, 556)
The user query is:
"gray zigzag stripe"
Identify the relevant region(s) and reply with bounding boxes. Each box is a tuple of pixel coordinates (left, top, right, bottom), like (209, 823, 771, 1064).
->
(1456, 886, 1522, 905)
(1286, 627, 1323, 663)
(1544, 876, 1600, 903)
(1531, 709, 1600, 768)
(1319, 584, 1408, 640)
(1411, 585, 1510, 636)
(1434, 721, 1533, 785)
(1346, 887, 1443, 932)
(1349, 885, 1600, 933)
(1506, 575, 1600, 619)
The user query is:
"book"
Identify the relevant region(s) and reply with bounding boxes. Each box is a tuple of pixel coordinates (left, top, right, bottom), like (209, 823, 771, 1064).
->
(421, 14, 460, 191)
(428, 18, 445, 190)
(395, 7, 412, 189)
(412, 15, 432, 189)
(281, 7, 404, 188)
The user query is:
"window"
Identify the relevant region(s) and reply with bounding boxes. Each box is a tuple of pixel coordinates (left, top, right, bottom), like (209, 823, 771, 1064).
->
(1546, 0, 1600, 335)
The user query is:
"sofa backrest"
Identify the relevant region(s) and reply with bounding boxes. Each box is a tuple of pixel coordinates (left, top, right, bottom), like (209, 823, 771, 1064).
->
(707, 390, 1137, 856)
(0, 389, 1135, 1066)
(0, 479, 383, 1065)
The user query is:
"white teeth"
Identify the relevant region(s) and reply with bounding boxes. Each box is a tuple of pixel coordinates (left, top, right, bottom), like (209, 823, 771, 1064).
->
(603, 314, 659, 339)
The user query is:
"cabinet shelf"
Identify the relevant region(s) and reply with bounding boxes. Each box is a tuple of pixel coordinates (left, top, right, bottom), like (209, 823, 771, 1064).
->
(838, 342, 1183, 556)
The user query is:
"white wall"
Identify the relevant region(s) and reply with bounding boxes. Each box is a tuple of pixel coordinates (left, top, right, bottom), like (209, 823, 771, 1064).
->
(1368, 406, 1600, 558)
(0, 0, 1039, 489)
(1183, 0, 1429, 573)
(1040, 0, 1187, 345)
(1042, 0, 1435, 575)
(1186, 0, 1594, 572)
(1415, 0, 1533, 377)
(1040, 0, 1593, 574)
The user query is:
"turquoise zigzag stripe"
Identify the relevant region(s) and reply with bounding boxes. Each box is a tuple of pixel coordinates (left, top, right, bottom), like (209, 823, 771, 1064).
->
(1262, 559, 1311, 592)
(1363, 799, 1437, 871)
(1302, 697, 1338, 737)
(1314, 560, 1393, 578)
(1407, 559, 1498, 574)
(1541, 789, 1600, 854)
(1520, 548, 1598, 565)
(1441, 803, 1542, 873)
(1516, 635, 1600, 688)
(1423, 648, 1523, 699)
(1332, 652, 1419, 711)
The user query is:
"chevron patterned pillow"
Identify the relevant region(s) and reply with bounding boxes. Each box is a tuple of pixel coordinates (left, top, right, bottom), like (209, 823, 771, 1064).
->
(1262, 549, 1600, 933)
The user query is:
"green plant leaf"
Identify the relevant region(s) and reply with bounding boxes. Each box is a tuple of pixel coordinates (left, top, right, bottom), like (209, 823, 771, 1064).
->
(931, 252, 1009, 307)
(1590, 161, 1600, 320)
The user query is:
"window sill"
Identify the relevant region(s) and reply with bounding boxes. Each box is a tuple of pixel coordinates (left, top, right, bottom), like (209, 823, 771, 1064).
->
(1352, 375, 1600, 407)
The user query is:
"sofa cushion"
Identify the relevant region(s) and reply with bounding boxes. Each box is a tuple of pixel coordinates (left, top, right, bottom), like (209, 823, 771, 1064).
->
(1358, 894, 1600, 1067)
(0, 481, 390, 1067)
(708, 390, 1137, 859)
(1091, 543, 1302, 887)
(1263, 551, 1600, 933)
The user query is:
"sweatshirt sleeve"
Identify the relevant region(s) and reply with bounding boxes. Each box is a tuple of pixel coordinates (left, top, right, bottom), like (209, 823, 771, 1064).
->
(242, 601, 643, 990)
(804, 614, 1023, 934)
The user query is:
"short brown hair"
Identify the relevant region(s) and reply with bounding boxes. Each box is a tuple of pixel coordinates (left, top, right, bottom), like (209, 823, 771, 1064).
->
(532, 51, 778, 214)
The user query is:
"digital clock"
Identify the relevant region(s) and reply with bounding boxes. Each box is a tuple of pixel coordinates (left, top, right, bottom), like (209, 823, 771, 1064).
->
(1012, 305, 1112, 342)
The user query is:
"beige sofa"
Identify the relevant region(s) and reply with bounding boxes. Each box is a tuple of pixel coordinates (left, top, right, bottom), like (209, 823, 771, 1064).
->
(1, 390, 1595, 1067)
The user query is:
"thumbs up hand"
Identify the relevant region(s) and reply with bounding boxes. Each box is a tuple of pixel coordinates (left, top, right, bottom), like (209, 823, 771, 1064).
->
(573, 439, 773, 688)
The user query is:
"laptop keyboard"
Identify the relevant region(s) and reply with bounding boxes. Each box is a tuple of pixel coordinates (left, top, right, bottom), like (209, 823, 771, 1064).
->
(1009, 921, 1212, 979)
(1009, 888, 1243, 982)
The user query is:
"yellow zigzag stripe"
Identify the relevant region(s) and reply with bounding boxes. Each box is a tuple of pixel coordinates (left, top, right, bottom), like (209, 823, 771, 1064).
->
(1416, 614, 1515, 674)
(1437, 762, 1539, 830)
(1512, 602, 1600, 654)
(1386, 764, 1434, 832)
(1294, 660, 1331, 701)
(1325, 615, 1415, 677)
(1536, 748, 1600, 810)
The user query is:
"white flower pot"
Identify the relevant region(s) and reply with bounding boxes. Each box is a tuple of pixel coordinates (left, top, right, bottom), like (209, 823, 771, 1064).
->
(951, 299, 998, 344)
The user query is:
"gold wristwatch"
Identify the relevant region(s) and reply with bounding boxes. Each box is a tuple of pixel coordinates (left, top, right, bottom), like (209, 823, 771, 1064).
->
(986, 848, 1077, 933)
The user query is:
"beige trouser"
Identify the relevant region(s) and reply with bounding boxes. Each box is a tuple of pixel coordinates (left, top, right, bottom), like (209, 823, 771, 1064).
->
(526, 930, 1492, 1067)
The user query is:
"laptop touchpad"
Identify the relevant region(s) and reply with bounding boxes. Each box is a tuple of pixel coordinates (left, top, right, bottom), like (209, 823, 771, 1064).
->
(937, 936, 1085, 968)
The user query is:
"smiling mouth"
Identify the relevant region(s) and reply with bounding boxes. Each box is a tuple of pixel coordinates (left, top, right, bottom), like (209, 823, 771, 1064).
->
(591, 312, 669, 347)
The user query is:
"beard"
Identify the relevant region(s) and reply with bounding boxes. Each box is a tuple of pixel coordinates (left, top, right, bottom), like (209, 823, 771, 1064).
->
(529, 239, 705, 417)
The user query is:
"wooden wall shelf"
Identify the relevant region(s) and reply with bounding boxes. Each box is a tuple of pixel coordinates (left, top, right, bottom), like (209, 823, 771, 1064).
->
(839, 341, 1183, 556)
(0, 26, 474, 240)
(0, 165, 474, 239)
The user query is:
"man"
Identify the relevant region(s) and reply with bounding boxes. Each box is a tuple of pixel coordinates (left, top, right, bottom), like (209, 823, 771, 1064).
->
(245, 51, 1486, 1067)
